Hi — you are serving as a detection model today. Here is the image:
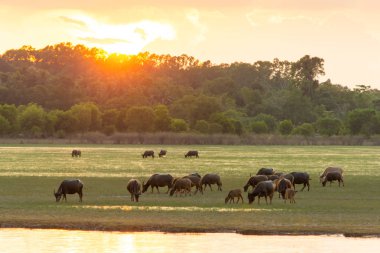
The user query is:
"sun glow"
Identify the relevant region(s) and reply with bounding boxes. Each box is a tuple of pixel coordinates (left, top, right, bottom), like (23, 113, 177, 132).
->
(63, 14, 176, 54)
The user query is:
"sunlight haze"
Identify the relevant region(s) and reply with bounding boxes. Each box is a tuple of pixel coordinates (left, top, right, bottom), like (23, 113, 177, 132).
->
(1, 0, 379, 88)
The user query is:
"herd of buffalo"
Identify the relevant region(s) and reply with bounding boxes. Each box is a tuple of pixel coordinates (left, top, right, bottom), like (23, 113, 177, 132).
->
(54, 149, 345, 205)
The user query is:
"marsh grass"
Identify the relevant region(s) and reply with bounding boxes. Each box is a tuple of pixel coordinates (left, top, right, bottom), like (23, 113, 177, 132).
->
(0, 145, 380, 234)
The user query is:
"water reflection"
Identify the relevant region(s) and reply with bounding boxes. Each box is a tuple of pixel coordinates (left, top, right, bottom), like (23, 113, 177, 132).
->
(1, 228, 379, 253)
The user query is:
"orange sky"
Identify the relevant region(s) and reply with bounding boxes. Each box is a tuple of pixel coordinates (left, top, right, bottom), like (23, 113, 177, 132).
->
(1, 0, 380, 88)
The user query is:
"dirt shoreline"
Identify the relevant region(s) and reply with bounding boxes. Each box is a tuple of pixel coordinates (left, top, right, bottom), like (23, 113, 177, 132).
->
(1, 222, 379, 238)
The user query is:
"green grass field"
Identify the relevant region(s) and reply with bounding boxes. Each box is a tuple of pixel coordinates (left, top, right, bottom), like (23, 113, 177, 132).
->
(0, 145, 380, 235)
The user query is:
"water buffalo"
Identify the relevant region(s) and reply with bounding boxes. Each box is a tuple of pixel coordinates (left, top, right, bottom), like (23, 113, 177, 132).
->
(158, 150, 167, 157)
(248, 180, 275, 205)
(200, 173, 222, 191)
(142, 174, 173, 193)
(183, 174, 203, 194)
(290, 172, 311, 191)
(322, 172, 344, 187)
(225, 189, 244, 204)
(282, 173, 295, 184)
(185, 150, 199, 158)
(256, 168, 275, 176)
(169, 178, 192, 196)
(284, 188, 297, 204)
(243, 175, 268, 192)
(320, 167, 343, 184)
(71, 149, 81, 157)
(142, 150, 154, 158)
(276, 178, 293, 199)
(54, 179, 83, 202)
(127, 179, 142, 202)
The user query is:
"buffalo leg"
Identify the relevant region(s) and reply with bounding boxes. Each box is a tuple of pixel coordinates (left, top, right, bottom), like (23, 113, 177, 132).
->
(208, 184, 213, 191)
(79, 193, 83, 202)
(156, 186, 160, 193)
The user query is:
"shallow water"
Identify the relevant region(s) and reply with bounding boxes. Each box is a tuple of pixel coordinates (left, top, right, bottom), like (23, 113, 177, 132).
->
(1, 229, 380, 253)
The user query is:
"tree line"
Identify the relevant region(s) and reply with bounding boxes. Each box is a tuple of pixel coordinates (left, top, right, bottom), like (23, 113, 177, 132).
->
(0, 42, 380, 138)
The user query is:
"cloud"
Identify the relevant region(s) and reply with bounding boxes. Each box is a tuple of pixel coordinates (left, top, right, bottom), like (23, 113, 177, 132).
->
(59, 16, 87, 27)
(79, 37, 131, 44)
(186, 9, 207, 45)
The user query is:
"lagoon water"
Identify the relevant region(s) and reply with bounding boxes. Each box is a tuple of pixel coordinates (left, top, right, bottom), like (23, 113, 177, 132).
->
(1, 228, 380, 253)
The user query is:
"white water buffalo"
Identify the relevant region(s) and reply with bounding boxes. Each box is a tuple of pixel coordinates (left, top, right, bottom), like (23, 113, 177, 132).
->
(54, 179, 83, 202)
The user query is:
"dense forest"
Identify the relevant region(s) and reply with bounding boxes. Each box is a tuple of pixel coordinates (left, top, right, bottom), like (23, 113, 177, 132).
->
(0, 42, 379, 139)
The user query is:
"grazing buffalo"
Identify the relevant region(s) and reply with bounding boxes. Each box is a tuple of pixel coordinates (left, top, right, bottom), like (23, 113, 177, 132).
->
(282, 173, 295, 184)
(248, 180, 275, 205)
(200, 173, 222, 191)
(284, 189, 297, 204)
(290, 172, 311, 191)
(127, 179, 142, 202)
(158, 150, 167, 157)
(225, 189, 244, 204)
(71, 149, 81, 157)
(256, 168, 275, 176)
(142, 150, 155, 158)
(322, 172, 344, 187)
(54, 179, 83, 202)
(183, 174, 203, 194)
(243, 175, 268, 192)
(169, 178, 192, 197)
(276, 178, 293, 199)
(185, 150, 199, 158)
(320, 167, 343, 184)
(142, 174, 173, 193)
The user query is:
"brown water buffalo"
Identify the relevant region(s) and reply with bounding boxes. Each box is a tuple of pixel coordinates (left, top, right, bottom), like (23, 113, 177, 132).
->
(248, 180, 275, 205)
(183, 174, 203, 194)
(276, 178, 293, 199)
(169, 178, 192, 196)
(126, 179, 142, 202)
(225, 189, 244, 204)
(320, 167, 343, 183)
(256, 168, 275, 176)
(54, 179, 83, 202)
(243, 175, 268, 192)
(284, 188, 297, 204)
(142, 174, 173, 193)
(185, 150, 199, 158)
(322, 172, 344, 187)
(71, 149, 81, 157)
(158, 150, 167, 157)
(290, 172, 311, 191)
(200, 173, 222, 191)
(142, 150, 155, 158)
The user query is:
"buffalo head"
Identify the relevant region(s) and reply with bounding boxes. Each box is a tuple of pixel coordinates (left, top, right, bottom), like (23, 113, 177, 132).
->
(54, 189, 62, 202)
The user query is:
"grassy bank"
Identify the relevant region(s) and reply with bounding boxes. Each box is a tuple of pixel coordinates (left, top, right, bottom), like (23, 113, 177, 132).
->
(0, 145, 380, 235)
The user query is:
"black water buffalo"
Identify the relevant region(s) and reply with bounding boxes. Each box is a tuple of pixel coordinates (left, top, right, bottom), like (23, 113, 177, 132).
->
(320, 167, 343, 184)
(169, 178, 192, 197)
(248, 180, 275, 205)
(185, 150, 199, 158)
(200, 173, 222, 191)
(127, 179, 142, 202)
(243, 175, 268, 192)
(142, 174, 173, 193)
(256, 168, 275, 176)
(158, 150, 167, 157)
(71, 149, 81, 157)
(142, 150, 154, 158)
(290, 172, 311, 191)
(282, 173, 295, 184)
(322, 172, 344, 187)
(54, 179, 83, 202)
